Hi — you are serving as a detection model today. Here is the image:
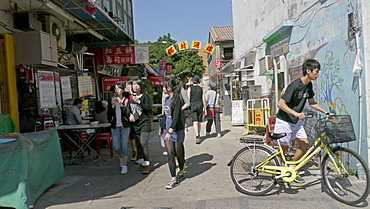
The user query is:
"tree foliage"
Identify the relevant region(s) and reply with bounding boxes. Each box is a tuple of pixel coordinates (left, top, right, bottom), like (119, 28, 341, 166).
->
(136, 33, 206, 83)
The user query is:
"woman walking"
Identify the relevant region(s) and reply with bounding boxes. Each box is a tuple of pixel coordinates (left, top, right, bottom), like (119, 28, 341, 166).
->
(129, 79, 152, 174)
(107, 83, 131, 174)
(162, 78, 186, 189)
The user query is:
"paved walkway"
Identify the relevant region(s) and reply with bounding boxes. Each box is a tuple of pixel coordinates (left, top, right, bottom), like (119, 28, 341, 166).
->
(34, 116, 368, 209)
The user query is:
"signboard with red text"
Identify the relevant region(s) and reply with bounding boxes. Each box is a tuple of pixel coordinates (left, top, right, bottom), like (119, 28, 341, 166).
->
(148, 76, 164, 86)
(102, 77, 130, 92)
(166, 65, 173, 73)
(159, 59, 166, 71)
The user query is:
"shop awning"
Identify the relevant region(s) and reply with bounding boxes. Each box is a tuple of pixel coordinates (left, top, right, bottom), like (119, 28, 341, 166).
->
(263, 20, 294, 43)
(144, 63, 160, 76)
(50, 0, 134, 47)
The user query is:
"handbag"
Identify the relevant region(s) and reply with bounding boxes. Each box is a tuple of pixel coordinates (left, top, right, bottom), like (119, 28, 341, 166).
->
(206, 91, 217, 119)
(157, 114, 166, 130)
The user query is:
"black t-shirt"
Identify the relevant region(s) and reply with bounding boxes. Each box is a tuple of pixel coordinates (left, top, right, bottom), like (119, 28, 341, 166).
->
(189, 86, 203, 105)
(276, 78, 314, 124)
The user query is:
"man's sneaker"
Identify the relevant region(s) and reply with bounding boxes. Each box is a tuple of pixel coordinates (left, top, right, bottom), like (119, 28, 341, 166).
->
(131, 151, 137, 161)
(176, 171, 185, 181)
(141, 165, 150, 174)
(294, 175, 305, 183)
(136, 158, 144, 164)
(276, 178, 289, 185)
(217, 133, 222, 138)
(165, 179, 179, 189)
(206, 132, 210, 136)
(120, 165, 128, 174)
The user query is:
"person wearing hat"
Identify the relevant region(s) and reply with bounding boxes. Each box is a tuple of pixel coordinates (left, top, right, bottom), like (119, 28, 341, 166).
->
(187, 75, 204, 144)
(204, 82, 222, 138)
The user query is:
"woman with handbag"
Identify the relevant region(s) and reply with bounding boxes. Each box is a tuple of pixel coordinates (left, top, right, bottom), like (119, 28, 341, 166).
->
(162, 78, 186, 189)
(204, 82, 222, 138)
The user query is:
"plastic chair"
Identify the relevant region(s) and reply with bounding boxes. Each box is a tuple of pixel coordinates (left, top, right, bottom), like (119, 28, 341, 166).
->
(44, 116, 54, 130)
(95, 132, 113, 158)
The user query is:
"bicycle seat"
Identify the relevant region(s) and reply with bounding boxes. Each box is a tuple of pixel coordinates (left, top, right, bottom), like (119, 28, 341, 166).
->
(240, 137, 264, 144)
(268, 133, 287, 140)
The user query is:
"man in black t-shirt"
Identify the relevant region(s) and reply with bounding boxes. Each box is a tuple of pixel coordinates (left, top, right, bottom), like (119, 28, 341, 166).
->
(274, 59, 329, 184)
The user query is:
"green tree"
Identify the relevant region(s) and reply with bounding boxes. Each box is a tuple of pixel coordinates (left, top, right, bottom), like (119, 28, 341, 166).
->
(136, 33, 206, 83)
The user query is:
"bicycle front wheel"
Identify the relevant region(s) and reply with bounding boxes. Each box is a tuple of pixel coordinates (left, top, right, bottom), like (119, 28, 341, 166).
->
(322, 147, 370, 205)
(230, 145, 279, 196)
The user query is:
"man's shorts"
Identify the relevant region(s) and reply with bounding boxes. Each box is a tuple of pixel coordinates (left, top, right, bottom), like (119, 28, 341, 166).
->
(191, 104, 203, 122)
(273, 117, 307, 146)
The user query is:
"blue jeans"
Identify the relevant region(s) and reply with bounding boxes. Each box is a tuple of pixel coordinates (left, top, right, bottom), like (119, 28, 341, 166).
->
(111, 126, 130, 156)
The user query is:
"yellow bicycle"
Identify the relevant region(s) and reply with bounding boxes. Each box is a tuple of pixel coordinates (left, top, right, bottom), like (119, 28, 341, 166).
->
(228, 115, 370, 205)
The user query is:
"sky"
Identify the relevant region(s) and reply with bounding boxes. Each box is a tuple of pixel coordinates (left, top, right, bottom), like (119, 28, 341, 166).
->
(132, 0, 233, 44)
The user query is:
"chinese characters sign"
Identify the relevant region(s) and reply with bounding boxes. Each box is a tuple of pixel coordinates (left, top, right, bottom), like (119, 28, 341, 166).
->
(159, 59, 166, 71)
(94, 45, 150, 65)
(165, 40, 215, 57)
(166, 65, 172, 73)
(102, 76, 131, 92)
(78, 76, 94, 97)
(148, 76, 164, 86)
(38, 70, 57, 108)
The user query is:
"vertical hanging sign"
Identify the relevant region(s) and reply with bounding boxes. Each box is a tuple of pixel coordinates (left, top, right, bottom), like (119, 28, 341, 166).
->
(159, 59, 166, 71)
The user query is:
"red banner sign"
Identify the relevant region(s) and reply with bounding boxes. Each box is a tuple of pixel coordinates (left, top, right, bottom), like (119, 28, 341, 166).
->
(159, 59, 166, 71)
(216, 58, 221, 68)
(102, 77, 130, 92)
(148, 76, 164, 86)
(166, 65, 172, 73)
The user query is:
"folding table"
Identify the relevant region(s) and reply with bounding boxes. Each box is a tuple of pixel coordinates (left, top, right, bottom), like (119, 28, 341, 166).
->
(56, 123, 111, 166)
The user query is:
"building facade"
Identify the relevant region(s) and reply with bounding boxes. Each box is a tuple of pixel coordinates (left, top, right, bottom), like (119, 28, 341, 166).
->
(231, 0, 370, 163)
(0, 0, 135, 132)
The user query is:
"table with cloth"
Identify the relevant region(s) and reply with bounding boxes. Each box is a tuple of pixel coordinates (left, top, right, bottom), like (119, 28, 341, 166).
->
(0, 129, 65, 209)
(0, 114, 16, 135)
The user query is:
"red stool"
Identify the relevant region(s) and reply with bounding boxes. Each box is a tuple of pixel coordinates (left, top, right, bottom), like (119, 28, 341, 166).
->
(96, 132, 113, 158)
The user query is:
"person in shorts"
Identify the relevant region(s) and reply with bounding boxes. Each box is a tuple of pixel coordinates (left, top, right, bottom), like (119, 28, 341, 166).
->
(274, 59, 330, 183)
(187, 75, 204, 144)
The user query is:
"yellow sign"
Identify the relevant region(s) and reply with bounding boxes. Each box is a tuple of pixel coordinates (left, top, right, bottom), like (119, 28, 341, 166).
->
(204, 43, 215, 54)
(191, 41, 202, 49)
(178, 41, 189, 51)
(166, 45, 177, 56)
(165, 41, 215, 56)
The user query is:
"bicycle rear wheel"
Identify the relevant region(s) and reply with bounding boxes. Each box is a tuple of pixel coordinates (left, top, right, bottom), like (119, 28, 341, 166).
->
(322, 147, 370, 205)
(230, 144, 279, 196)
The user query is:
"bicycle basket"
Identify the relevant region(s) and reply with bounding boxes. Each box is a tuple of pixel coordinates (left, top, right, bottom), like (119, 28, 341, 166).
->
(318, 115, 356, 144)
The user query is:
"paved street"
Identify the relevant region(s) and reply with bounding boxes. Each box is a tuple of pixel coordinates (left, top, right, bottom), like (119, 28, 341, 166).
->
(34, 116, 369, 209)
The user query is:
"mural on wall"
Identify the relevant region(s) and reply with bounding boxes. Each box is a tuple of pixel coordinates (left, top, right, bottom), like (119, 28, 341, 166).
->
(319, 50, 350, 116)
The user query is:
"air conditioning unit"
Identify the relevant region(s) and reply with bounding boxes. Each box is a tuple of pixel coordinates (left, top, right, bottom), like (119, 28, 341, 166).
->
(44, 15, 67, 49)
(259, 55, 280, 75)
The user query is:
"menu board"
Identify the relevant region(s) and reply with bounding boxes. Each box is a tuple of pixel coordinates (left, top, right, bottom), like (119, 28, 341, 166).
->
(61, 76, 73, 100)
(78, 76, 93, 97)
(38, 71, 57, 108)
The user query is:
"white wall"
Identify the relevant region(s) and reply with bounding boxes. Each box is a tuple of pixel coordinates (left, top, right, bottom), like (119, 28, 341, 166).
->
(232, 0, 317, 61)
